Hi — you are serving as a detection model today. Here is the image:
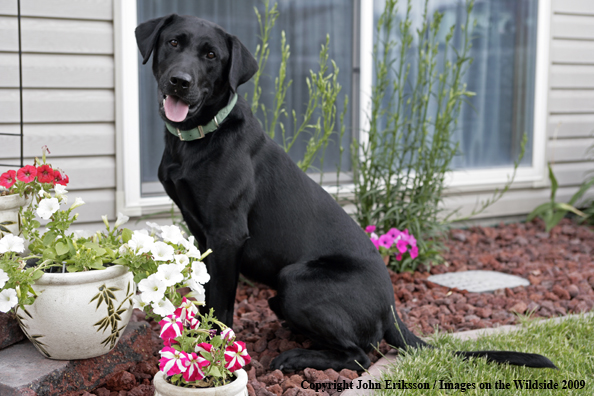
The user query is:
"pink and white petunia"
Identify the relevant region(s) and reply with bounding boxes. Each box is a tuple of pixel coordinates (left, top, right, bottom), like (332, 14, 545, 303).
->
(224, 341, 251, 372)
(159, 347, 188, 376)
(174, 297, 198, 321)
(181, 352, 210, 382)
(221, 327, 235, 342)
(159, 315, 184, 341)
(195, 342, 213, 356)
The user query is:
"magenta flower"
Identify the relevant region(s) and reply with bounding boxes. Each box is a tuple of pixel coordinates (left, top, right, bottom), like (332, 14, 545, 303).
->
(174, 297, 198, 321)
(159, 315, 184, 342)
(195, 342, 213, 356)
(370, 237, 380, 250)
(221, 327, 235, 342)
(181, 352, 210, 382)
(365, 225, 376, 233)
(395, 252, 403, 261)
(224, 341, 251, 372)
(387, 228, 401, 239)
(159, 347, 188, 376)
(378, 234, 394, 249)
(410, 245, 419, 259)
(396, 239, 408, 254)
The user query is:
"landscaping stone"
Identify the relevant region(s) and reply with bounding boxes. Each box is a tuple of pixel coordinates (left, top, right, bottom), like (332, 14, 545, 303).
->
(0, 321, 154, 396)
(0, 311, 26, 350)
(426, 270, 530, 293)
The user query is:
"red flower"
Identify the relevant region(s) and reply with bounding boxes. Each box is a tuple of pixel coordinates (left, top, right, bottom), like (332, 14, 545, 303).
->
(0, 170, 16, 189)
(52, 170, 69, 186)
(16, 165, 37, 183)
(37, 165, 55, 184)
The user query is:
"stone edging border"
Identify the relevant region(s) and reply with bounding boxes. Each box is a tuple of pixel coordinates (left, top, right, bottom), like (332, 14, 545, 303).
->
(341, 313, 593, 396)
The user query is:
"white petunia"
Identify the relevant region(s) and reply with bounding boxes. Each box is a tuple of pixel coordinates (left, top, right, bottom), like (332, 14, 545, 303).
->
(69, 197, 85, 210)
(54, 184, 68, 204)
(185, 279, 206, 303)
(152, 297, 176, 317)
(191, 261, 210, 284)
(145, 222, 162, 235)
(36, 198, 60, 220)
(155, 263, 184, 287)
(160, 225, 185, 245)
(132, 294, 150, 310)
(185, 236, 201, 258)
(0, 269, 8, 289)
(137, 275, 167, 303)
(0, 234, 25, 254)
(128, 231, 155, 255)
(0, 288, 18, 313)
(118, 244, 129, 255)
(174, 254, 189, 267)
(70, 229, 95, 240)
(150, 241, 174, 262)
(114, 212, 129, 229)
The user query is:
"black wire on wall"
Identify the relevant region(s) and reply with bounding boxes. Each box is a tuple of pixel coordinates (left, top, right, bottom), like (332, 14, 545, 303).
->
(0, 0, 24, 168)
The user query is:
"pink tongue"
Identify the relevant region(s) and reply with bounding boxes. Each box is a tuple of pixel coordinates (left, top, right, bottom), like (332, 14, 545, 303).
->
(164, 95, 189, 122)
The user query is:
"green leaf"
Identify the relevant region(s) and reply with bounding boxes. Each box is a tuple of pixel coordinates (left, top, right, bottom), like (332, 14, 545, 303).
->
(526, 203, 552, 222)
(568, 178, 594, 206)
(122, 228, 133, 243)
(55, 242, 69, 256)
(548, 164, 558, 202)
(42, 231, 57, 246)
(553, 202, 586, 218)
(66, 265, 78, 272)
(31, 269, 44, 281)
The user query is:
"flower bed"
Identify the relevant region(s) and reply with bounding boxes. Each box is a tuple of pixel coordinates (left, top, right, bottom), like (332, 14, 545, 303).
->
(87, 218, 593, 396)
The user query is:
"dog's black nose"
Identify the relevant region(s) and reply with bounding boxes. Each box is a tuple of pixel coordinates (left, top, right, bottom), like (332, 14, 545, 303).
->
(169, 73, 192, 89)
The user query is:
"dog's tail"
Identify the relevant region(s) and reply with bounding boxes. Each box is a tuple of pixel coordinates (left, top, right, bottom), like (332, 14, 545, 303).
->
(384, 310, 556, 369)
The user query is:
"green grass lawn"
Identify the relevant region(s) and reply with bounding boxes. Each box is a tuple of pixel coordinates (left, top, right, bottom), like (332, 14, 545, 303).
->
(372, 314, 594, 395)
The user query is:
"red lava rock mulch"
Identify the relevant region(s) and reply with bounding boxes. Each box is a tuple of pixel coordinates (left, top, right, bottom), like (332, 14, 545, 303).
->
(87, 218, 594, 396)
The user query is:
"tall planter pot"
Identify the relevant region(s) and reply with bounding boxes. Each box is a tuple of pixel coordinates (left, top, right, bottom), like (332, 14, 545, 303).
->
(0, 194, 28, 236)
(153, 369, 248, 396)
(17, 265, 135, 360)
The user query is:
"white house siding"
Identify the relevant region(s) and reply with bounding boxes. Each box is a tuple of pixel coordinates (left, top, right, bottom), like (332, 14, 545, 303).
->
(0, 0, 116, 228)
(443, 0, 594, 221)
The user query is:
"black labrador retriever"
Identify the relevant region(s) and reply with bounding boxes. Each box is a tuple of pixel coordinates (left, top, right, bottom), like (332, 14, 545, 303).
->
(135, 14, 555, 371)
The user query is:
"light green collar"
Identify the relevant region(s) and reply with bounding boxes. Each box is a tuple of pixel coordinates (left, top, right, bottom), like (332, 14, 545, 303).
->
(165, 94, 238, 141)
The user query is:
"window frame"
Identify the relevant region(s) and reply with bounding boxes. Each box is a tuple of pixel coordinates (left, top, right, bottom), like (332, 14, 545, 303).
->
(114, 0, 551, 216)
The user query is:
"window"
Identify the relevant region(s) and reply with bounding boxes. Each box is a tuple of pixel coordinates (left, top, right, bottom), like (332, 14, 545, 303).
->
(116, 0, 550, 214)
(136, 0, 354, 197)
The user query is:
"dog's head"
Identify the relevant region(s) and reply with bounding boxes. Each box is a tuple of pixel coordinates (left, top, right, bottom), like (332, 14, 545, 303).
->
(135, 14, 258, 125)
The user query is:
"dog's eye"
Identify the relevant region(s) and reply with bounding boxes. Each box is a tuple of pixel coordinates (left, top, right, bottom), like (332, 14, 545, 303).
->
(169, 40, 178, 47)
(206, 51, 216, 59)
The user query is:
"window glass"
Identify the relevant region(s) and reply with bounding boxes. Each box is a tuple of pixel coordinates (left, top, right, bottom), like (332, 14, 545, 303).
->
(137, 1, 353, 196)
(373, 0, 538, 169)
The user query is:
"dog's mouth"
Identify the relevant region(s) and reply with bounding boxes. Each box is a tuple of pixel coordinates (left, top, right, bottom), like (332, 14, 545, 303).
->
(162, 95, 199, 123)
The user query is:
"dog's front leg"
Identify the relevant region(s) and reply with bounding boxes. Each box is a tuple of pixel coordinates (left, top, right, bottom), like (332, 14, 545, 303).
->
(202, 227, 248, 327)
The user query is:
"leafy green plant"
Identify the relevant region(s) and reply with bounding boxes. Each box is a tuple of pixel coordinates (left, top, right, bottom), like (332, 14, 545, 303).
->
(352, 0, 476, 267)
(249, 0, 347, 175)
(527, 164, 593, 232)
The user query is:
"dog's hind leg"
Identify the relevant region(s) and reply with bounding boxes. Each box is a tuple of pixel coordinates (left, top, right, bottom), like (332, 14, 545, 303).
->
(268, 257, 391, 371)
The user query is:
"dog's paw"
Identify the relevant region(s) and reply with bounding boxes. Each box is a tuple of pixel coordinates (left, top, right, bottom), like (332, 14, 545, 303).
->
(270, 349, 311, 372)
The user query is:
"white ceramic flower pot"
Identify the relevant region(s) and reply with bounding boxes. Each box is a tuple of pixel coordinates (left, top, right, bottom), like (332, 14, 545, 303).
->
(0, 194, 28, 236)
(17, 265, 135, 360)
(153, 369, 248, 396)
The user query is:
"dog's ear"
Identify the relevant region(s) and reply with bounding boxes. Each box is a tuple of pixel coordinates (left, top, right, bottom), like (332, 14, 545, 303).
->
(227, 34, 259, 93)
(135, 14, 177, 65)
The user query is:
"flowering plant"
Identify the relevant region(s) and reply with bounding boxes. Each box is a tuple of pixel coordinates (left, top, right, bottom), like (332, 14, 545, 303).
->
(113, 223, 213, 320)
(157, 297, 251, 388)
(365, 225, 419, 268)
(0, 148, 68, 237)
